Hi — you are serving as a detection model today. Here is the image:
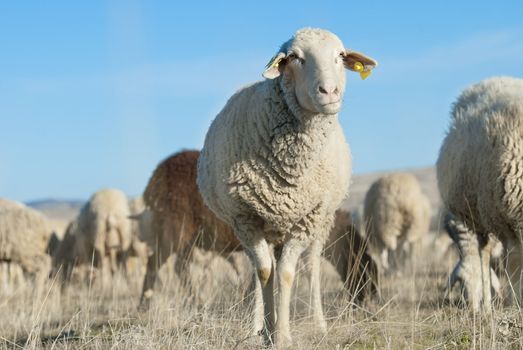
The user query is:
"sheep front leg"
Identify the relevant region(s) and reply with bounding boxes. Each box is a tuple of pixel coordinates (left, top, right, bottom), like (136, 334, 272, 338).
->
(244, 251, 265, 336)
(479, 235, 495, 314)
(274, 238, 309, 346)
(244, 236, 275, 345)
(460, 244, 482, 312)
(305, 239, 327, 334)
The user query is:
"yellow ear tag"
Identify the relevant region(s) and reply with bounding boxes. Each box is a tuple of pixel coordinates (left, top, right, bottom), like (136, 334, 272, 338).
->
(360, 70, 371, 80)
(353, 61, 371, 80)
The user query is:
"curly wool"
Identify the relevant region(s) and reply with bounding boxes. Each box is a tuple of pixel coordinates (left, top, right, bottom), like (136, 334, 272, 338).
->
(0, 200, 52, 275)
(437, 77, 523, 243)
(363, 172, 431, 252)
(198, 76, 351, 244)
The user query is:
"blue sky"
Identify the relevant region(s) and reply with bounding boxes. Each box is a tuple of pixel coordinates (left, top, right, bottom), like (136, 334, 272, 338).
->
(1, 1, 522, 202)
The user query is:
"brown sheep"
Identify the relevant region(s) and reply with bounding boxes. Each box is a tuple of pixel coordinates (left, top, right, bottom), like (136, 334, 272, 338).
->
(139, 150, 242, 309)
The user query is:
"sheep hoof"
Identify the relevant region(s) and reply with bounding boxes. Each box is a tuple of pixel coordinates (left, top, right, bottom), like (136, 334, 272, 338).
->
(273, 330, 292, 348)
(258, 328, 275, 347)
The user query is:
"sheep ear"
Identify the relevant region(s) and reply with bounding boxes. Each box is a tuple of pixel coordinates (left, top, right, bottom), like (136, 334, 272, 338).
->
(343, 50, 378, 79)
(262, 52, 286, 79)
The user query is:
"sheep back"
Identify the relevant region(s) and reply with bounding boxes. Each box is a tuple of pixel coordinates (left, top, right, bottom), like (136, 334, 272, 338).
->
(0, 203, 52, 275)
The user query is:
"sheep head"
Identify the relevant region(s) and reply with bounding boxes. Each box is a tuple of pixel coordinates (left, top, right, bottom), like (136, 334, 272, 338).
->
(263, 28, 377, 115)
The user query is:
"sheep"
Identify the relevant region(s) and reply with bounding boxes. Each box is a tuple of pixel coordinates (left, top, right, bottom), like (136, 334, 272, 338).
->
(325, 210, 379, 303)
(0, 199, 54, 285)
(137, 150, 378, 316)
(197, 27, 377, 345)
(363, 173, 431, 273)
(51, 188, 132, 283)
(437, 76, 523, 312)
(138, 150, 243, 310)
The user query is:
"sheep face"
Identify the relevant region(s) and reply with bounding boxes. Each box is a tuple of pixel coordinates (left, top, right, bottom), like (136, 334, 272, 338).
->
(263, 28, 377, 115)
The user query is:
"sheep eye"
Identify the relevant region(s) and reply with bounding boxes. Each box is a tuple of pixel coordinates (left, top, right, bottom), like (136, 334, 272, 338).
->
(287, 53, 304, 64)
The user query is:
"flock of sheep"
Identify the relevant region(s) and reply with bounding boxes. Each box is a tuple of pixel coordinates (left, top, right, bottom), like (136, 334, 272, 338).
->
(1, 27, 522, 347)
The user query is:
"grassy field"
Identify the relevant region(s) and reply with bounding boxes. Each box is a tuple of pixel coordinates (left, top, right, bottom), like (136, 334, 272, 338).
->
(1, 238, 522, 350)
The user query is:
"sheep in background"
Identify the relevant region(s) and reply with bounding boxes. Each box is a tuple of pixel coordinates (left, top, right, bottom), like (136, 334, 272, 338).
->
(138, 150, 243, 310)
(197, 27, 377, 345)
(437, 76, 523, 312)
(0, 198, 25, 210)
(363, 173, 431, 273)
(51, 188, 132, 283)
(0, 199, 54, 288)
(325, 210, 379, 303)
(127, 196, 148, 276)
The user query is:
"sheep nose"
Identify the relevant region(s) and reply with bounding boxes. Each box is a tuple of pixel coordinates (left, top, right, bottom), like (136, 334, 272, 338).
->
(318, 84, 339, 96)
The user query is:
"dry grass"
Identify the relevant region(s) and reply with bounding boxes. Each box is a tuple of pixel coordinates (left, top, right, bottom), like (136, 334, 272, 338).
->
(1, 237, 522, 350)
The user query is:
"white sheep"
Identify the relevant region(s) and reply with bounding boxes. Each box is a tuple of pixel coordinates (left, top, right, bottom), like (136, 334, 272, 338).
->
(363, 173, 431, 272)
(127, 196, 148, 275)
(437, 76, 523, 312)
(0, 199, 53, 285)
(197, 28, 377, 346)
(52, 188, 132, 283)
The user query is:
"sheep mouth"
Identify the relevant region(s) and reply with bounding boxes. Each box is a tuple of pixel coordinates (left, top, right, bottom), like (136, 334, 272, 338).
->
(317, 101, 341, 114)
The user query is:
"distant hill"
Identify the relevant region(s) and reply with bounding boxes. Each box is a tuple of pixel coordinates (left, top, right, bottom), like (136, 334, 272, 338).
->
(26, 199, 84, 221)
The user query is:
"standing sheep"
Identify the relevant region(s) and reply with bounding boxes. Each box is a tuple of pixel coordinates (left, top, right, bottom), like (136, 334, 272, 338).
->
(363, 173, 431, 272)
(197, 28, 377, 345)
(437, 76, 523, 312)
(52, 188, 132, 283)
(0, 199, 54, 285)
(138, 150, 242, 310)
(137, 150, 378, 313)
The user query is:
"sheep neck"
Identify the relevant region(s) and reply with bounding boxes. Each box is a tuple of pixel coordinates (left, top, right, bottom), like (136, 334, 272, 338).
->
(260, 77, 338, 181)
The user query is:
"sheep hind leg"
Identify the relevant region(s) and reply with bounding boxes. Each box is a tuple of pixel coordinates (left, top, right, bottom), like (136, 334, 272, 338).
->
(109, 248, 118, 278)
(274, 238, 309, 347)
(139, 250, 170, 311)
(444, 261, 463, 305)
(479, 236, 494, 315)
(304, 239, 327, 334)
